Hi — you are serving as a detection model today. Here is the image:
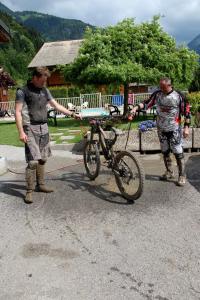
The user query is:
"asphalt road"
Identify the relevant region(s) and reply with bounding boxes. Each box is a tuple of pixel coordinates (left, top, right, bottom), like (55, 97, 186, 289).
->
(0, 152, 200, 300)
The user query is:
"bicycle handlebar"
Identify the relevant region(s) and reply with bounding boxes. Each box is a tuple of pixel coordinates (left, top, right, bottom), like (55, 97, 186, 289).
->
(87, 113, 137, 126)
(88, 115, 119, 124)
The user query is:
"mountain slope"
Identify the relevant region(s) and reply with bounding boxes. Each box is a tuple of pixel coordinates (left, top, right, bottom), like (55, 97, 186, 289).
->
(188, 34, 200, 54)
(14, 11, 93, 41)
(0, 1, 93, 41)
(0, 2, 13, 15)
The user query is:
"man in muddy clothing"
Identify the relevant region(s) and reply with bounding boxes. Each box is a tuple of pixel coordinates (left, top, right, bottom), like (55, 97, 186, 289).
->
(15, 67, 80, 204)
(130, 77, 191, 186)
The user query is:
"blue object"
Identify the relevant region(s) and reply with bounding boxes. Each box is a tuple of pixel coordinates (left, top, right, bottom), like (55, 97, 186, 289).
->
(138, 120, 157, 132)
(112, 95, 124, 106)
(139, 124, 147, 132)
(81, 108, 110, 118)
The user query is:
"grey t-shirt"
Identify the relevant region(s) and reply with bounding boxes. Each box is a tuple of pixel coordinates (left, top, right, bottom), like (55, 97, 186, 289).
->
(15, 87, 53, 125)
(16, 88, 53, 103)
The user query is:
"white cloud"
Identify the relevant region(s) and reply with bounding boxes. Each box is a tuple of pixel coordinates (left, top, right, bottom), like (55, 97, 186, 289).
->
(1, 0, 200, 43)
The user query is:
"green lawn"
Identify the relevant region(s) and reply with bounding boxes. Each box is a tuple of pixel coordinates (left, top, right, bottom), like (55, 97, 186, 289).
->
(0, 115, 194, 147)
(0, 117, 144, 147)
(0, 121, 23, 147)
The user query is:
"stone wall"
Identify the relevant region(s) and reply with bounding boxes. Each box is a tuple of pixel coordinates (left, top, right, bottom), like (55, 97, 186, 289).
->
(87, 127, 200, 152)
(193, 128, 200, 148)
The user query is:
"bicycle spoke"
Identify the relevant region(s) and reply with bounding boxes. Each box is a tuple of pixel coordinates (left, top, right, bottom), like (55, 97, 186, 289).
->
(83, 142, 100, 180)
(114, 151, 144, 201)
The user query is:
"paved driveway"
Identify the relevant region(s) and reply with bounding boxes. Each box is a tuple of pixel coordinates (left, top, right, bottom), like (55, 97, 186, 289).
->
(0, 152, 200, 300)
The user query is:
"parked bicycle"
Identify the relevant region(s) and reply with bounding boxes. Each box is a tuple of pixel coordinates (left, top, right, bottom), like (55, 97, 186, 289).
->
(83, 117, 145, 201)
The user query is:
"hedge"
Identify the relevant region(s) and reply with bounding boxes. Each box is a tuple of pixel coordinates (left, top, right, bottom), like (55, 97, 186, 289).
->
(187, 92, 200, 114)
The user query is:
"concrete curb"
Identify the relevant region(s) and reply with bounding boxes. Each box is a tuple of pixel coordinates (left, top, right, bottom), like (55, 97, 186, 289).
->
(51, 140, 86, 153)
(0, 157, 8, 175)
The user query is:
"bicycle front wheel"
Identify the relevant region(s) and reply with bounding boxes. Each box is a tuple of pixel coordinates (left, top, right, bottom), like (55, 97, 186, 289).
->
(114, 151, 145, 201)
(83, 141, 100, 180)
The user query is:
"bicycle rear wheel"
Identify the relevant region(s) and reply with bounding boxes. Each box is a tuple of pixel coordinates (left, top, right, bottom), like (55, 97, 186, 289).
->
(114, 151, 144, 201)
(83, 141, 100, 180)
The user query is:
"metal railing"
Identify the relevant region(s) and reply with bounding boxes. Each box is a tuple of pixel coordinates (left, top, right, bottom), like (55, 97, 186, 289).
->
(0, 92, 152, 118)
(80, 92, 102, 108)
(134, 93, 150, 105)
(0, 101, 15, 117)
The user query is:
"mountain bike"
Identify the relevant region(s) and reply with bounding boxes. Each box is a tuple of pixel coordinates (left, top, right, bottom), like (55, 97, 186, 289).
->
(83, 117, 145, 201)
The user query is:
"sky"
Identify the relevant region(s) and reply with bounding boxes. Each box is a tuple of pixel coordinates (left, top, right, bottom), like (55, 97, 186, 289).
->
(1, 0, 200, 44)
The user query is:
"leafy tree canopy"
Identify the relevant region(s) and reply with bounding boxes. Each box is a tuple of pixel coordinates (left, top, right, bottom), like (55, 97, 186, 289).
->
(64, 17, 199, 99)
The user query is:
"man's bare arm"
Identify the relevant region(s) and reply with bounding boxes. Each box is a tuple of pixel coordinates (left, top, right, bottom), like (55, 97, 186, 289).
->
(15, 102, 28, 143)
(48, 99, 81, 119)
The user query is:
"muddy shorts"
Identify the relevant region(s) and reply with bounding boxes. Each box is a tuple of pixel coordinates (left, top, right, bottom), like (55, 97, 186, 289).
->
(23, 123, 52, 162)
(157, 127, 183, 155)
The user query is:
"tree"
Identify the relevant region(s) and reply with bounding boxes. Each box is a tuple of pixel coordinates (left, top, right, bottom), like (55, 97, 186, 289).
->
(63, 17, 199, 114)
(189, 64, 200, 92)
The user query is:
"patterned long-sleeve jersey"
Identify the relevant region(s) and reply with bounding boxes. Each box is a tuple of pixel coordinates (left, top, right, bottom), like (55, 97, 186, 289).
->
(142, 90, 191, 132)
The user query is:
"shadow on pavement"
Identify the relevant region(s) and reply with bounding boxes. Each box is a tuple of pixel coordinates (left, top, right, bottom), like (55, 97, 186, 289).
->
(0, 182, 25, 199)
(185, 155, 200, 193)
(53, 171, 134, 205)
(145, 174, 160, 182)
(0, 169, 133, 205)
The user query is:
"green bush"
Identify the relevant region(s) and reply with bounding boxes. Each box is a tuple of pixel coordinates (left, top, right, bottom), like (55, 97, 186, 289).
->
(8, 83, 123, 100)
(49, 85, 97, 98)
(48, 86, 68, 98)
(187, 92, 200, 114)
(67, 86, 81, 97)
(8, 87, 16, 101)
(187, 92, 200, 127)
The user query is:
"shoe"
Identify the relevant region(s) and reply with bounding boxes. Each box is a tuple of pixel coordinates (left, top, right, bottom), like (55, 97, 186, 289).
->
(160, 170, 175, 181)
(24, 191, 33, 204)
(177, 175, 186, 187)
(36, 163, 54, 193)
(36, 184, 54, 193)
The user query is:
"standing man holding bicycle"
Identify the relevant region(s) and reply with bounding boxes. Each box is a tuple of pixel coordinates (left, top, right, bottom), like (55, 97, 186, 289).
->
(15, 67, 81, 204)
(130, 77, 191, 186)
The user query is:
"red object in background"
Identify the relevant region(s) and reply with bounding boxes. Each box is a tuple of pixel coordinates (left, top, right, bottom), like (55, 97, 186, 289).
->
(0, 67, 15, 102)
(127, 114, 135, 121)
(128, 93, 134, 105)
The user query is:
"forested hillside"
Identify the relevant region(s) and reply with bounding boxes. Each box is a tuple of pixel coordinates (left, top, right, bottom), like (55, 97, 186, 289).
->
(0, 2, 93, 42)
(0, 1, 93, 82)
(15, 11, 93, 41)
(0, 11, 44, 82)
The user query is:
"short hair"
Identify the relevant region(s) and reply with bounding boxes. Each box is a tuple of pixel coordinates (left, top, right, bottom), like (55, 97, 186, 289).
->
(160, 77, 172, 85)
(32, 67, 50, 78)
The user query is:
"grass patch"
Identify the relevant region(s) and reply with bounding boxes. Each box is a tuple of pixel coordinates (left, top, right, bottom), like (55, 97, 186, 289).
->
(48, 117, 143, 144)
(0, 117, 148, 146)
(0, 121, 24, 147)
(48, 118, 90, 144)
(0, 115, 179, 146)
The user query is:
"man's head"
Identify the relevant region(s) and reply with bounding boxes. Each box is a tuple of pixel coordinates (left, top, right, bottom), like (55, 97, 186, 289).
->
(159, 77, 172, 93)
(31, 67, 50, 88)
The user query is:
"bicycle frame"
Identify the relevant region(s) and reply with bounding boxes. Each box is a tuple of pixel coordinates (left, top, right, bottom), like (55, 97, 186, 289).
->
(89, 119, 117, 164)
(84, 117, 145, 201)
